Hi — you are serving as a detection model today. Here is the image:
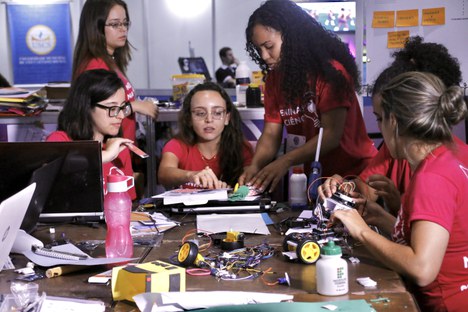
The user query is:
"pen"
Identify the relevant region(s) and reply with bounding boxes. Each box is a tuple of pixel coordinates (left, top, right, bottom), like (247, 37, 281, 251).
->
(233, 183, 239, 193)
(45, 265, 88, 278)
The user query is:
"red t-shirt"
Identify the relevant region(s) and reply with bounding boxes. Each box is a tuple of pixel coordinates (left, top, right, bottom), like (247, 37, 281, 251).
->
(162, 138, 253, 183)
(263, 60, 377, 177)
(46, 131, 136, 200)
(359, 136, 467, 197)
(359, 143, 412, 195)
(392, 144, 468, 311)
(81, 58, 136, 142)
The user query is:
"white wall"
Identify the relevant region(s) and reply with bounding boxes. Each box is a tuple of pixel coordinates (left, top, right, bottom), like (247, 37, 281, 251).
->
(364, 0, 468, 85)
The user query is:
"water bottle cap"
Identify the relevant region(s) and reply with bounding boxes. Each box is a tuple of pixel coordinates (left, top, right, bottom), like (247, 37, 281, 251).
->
(107, 174, 134, 193)
(235, 61, 251, 79)
(321, 240, 342, 255)
(292, 167, 304, 174)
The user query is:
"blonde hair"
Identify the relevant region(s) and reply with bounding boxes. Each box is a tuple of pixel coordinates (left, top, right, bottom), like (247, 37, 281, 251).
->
(380, 71, 467, 143)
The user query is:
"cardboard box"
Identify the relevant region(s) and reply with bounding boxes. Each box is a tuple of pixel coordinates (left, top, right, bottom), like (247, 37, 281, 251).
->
(111, 260, 186, 302)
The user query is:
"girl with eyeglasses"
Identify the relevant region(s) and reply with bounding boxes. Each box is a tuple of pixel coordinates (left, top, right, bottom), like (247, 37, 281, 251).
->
(72, 0, 158, 144)
(47, 69, 136, 200)
(158, 82, 254, 189)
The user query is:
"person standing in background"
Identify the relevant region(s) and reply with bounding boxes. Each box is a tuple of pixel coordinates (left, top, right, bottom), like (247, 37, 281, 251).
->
(239, 0, 377, 193)
(72, 0, 158, 143)
(47, 69, 136, 200)
(215, 47, 239, 88)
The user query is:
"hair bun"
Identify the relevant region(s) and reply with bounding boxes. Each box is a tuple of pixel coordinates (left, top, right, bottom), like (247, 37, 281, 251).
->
(438, 85, 467, 126)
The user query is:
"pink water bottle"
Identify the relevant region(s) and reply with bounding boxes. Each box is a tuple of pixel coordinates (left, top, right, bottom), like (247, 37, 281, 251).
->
(104, 172, 134, 258)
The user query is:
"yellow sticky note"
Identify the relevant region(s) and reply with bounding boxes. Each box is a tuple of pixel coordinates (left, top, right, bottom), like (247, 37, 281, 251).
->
(387, 30, 410, 49)
(422, 7, 445, 25)
(372, 11, 395, 28)
(396, 9, 419, 27)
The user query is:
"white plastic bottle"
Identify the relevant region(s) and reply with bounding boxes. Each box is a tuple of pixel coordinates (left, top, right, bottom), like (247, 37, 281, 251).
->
(235, 61, 251, 107)
(289, 166, 308, 209)
(316, 240, 348, 296)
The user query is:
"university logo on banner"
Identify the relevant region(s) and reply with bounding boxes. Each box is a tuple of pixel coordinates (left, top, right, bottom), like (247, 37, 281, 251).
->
(7, 3, 72, 84)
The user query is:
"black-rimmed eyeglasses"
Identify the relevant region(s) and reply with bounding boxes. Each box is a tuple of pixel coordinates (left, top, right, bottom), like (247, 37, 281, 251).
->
(105, 21, 131, 30)
(94, 102, 133, 118)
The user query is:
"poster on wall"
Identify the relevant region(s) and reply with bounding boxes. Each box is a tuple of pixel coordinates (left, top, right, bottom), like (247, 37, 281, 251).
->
(7, 3, 72, 85)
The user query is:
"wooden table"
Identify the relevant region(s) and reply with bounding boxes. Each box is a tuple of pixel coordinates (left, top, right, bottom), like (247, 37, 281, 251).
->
(0, 211, 420, 311)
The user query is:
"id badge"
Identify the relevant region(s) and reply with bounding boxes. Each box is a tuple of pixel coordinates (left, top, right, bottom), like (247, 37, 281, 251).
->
(286, 134, 306, 152)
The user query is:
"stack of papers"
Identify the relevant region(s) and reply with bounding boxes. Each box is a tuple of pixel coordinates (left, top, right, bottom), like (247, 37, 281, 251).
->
(0, 88, 48, 116)
(153, 188, 228, 206)
(131, 212, 178, 235)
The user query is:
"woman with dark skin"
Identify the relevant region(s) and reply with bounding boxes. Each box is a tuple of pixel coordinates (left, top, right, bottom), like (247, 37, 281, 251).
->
(239, 0, 376, 193)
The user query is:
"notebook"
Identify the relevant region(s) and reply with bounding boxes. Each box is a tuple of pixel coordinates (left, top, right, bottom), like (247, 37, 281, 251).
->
(0, 183, 36, 272)
(0, 141, 104, 227)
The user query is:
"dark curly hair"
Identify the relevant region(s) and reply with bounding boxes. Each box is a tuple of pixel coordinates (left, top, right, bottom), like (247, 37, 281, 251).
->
(391, 36, 462, 88)
(245, 0, 361, 104)
(372, 36, 462, 97)
(176, 82, 252, 186)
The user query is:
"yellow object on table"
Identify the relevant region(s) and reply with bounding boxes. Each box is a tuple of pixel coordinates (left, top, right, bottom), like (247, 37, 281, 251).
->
(112, 260, 186, 302)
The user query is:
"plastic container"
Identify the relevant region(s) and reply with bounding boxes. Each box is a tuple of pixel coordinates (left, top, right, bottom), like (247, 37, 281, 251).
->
(289, 166, 308, 209)
(246, 83, 262, 108)
(171, 74, 205, 107)
(316, 240, 348, 296)
(235, 61, 251, 107)
(104, 173, 134, 259)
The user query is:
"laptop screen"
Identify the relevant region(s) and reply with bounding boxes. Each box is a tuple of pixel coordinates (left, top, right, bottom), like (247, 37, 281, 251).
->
(178, 57, 211, 81)
(0, 141, 104, 229)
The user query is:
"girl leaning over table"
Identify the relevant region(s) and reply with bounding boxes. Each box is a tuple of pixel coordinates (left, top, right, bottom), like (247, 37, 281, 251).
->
(46, 69, 136, 200)
(323, 71, 468, 312)
(158, 82, 253, 190)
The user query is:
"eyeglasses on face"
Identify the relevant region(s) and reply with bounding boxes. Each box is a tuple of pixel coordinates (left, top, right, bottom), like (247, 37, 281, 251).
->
(105, 21, 131, 30)
(191, 108, 226, 120)
(94, 102, 133, 117)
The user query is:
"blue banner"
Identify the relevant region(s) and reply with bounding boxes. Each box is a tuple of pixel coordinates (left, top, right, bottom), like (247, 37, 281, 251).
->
(7, 3, 72, 84)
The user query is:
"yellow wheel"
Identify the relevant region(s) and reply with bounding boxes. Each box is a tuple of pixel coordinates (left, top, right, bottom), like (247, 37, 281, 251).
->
(297, 240, 320, 264)
(177, 242, 198, 266)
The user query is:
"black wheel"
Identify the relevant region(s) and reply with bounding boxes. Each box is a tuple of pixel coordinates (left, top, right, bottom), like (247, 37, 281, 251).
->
(282, 233, 296, 252)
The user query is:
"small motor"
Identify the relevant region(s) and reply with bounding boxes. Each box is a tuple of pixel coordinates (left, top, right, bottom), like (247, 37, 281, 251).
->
(323, 191, 356, 212)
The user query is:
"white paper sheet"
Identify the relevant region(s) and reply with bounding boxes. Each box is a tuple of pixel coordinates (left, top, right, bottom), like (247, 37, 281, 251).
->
(133, 291, 293, 312)
(22, 243, 136, 267)
(196, 213, 270, 235)
(153, 189, 228, 205)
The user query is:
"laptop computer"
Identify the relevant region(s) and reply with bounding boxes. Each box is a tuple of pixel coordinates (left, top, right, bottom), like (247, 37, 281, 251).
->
(0, 141, 104, 227)
(178, 57, 212, 81)
(0, 183, 36, 272)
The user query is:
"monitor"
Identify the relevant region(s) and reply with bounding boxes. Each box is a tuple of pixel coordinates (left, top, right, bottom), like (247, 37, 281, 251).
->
(0, 141, 104, 229)
(296, 1, 357, 57)
(178, 57, 211, 81)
